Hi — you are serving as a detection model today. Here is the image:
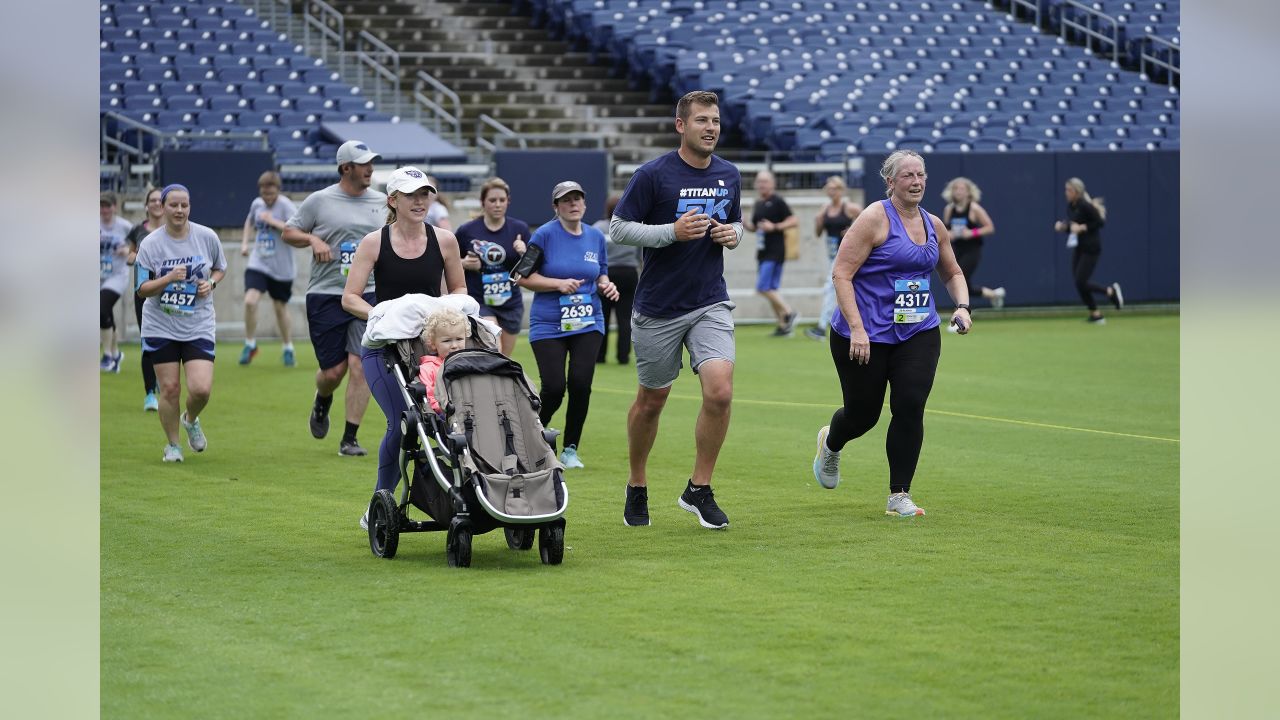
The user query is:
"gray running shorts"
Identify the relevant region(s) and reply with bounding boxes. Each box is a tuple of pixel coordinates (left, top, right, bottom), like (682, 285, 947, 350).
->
(632, 301, 736, 389)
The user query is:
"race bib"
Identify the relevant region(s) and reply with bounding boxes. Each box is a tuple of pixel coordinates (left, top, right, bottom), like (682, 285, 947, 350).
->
(482, 271, 512, 306)
(558, 291, 595, 332)
(950, 219, 968, 234)
(826, 235, 840, 261)
(256, 226, 277, 257)
(160, 280, 198, 316)
(100, 252, 113, 280)
(892, 278, 931, 324)
(339, 241, 357, 276)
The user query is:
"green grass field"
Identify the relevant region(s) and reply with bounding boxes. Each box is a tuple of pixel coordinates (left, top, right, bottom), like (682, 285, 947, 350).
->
(101, 313, 1178, 718)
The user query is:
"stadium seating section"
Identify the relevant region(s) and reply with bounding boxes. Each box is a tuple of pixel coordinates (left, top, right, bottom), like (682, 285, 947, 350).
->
(100, 0, 1180, 166)
(534, 0, 1179, 157)
(100, 0, 392, 165)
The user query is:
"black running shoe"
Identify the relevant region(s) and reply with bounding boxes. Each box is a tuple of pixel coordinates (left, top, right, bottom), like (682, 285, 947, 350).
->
(782, 311, 798, 334)
(624, 485, 650, 526)
(339, 439, 367, 456)
(310, 395, 330, 439)
(678, 482, 729, 529)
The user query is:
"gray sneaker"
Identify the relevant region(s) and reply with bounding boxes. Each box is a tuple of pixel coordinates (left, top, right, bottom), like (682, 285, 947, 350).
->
(181, 413, 207, 452)
(991, 286, 1006, 309)
(162, 443, 184, 463)
(339, 439, 367, 457)
(812, 426, 841, 489)
(359, 510, 369, 530)
(886, 492, 926, 517)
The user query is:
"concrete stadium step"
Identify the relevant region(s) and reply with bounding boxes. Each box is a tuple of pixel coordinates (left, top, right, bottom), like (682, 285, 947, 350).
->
(372, 27, 552, 45)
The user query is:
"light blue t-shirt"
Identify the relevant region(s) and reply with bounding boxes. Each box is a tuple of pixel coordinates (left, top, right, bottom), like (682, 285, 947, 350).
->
(100, 216, 133, 295)
(245, 195, 298, 282)
(526, 219, 609, 342)
(136, 222, 228, 342)
(285, 183, 385, 295)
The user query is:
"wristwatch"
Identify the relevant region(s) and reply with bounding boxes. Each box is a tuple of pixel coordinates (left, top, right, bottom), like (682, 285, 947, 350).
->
(955, 303, 970, 311)
(210, 280, 218, 290)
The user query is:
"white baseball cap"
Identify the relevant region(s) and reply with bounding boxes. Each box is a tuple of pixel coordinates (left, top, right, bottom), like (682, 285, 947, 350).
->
(552, 180, 585, 202)
(385, 166, 437, 196)
(336, 140, 381, 165)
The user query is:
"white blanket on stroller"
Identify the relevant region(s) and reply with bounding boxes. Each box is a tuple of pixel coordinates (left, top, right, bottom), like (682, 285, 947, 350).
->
(361, 293, 482, 348)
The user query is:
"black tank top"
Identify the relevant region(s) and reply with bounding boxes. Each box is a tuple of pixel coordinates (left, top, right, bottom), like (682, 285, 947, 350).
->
(821, 205, 854, 238)
(373, 223, 446, 302)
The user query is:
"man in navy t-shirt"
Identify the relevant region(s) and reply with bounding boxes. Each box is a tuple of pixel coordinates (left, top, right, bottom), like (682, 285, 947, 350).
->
(610, 90, 744, 531)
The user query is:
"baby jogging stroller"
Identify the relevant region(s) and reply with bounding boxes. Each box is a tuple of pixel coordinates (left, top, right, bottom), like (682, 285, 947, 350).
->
(366, 314, 569, 568)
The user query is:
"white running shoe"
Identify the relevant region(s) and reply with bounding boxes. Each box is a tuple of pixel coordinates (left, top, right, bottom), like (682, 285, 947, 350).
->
(886, 492, 926, 517)
(991, 287, 1006, 309)
(812, 426, 841, 489)
(359, 510, 369, 531)
(162, 444, 184, 463)
(181, 412, 207, 452)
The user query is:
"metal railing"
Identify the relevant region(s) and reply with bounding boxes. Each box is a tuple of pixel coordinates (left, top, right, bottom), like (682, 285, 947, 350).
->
(476, 114, 527, 152)
(1140, 35, 1180, 87)
(355, 30, 403, 114)
(413, 70, 463, 143)
(246, 0, 295, 35)
(303, 0, 345, 75)
(1060, 1, 1121, 63)
(1009, 0, 1042, 27)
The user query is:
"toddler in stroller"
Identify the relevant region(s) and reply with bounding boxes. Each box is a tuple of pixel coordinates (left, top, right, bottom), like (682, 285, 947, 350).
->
(361, 294, 569, 567)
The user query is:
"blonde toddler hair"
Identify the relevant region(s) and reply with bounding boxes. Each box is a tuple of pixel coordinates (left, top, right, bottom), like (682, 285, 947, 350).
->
(420, 308, 469, 353)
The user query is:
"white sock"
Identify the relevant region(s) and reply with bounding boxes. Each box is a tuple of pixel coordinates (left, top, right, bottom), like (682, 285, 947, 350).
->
(245, 339, 257, 348)
(282, 342, 294, 351)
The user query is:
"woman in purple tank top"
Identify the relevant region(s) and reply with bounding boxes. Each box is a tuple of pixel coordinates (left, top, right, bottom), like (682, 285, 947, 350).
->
(811, 150, 972, 518)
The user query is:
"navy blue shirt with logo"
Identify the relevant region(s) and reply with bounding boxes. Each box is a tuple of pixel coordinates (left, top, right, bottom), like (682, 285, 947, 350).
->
(456, 216, 531, 313)
(613, 150, 742, 318)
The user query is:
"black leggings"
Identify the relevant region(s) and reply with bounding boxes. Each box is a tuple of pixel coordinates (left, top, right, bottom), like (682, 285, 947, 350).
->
(1071, 248, 1110, 312)
(598, 265, 638, 363)
(134, 292, 157, 394)
(826, 327, 941, 493)
(530, 332, 603, 450)
(100, 289, 120, 329)
(952, 241, 983, 295)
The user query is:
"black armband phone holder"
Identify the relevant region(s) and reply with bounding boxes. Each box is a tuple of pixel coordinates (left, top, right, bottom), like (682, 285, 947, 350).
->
(509, 244, 543, 281)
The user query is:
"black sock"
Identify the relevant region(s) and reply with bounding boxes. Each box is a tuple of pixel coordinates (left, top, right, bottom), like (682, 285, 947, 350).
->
(315, 393, 334, 411)
(343, 422, 358, 443)
(686, 479, 703, 492)
(890, 486, 910, 494)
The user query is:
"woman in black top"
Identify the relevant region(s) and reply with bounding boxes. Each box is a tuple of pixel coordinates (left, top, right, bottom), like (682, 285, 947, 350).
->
(343, 167, 466, 522)
(941, 177, 1005, 312)
(125, 186, 165, 410)
(1054, 177, 1123, 324)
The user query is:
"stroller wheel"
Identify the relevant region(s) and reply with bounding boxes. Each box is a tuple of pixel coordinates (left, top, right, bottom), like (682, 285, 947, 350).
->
(369, 490, 400, 559)
(538, 522, 565, 566)
(504, 527, 535, 551)
(446, 521, 472, 568)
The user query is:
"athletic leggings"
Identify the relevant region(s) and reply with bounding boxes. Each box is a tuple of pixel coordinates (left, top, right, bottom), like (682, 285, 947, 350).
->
(1071, 248, 1110, 312)
(530, 331, 603, 450)
(362, 346, 409, 493)
(134, 292, 156, 394)
(953, 241, 984, 296)
(598, 265, 638, 363)
(826, 327, 941, 493)
(100, 289, 120, 329)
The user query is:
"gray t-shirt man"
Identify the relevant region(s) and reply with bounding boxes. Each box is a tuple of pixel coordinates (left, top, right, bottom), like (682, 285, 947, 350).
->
(286, 184, 384, 295)
(135, 222, 228, 342)
(245, 195, 299, 282)
(100, 216, 133, 295)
